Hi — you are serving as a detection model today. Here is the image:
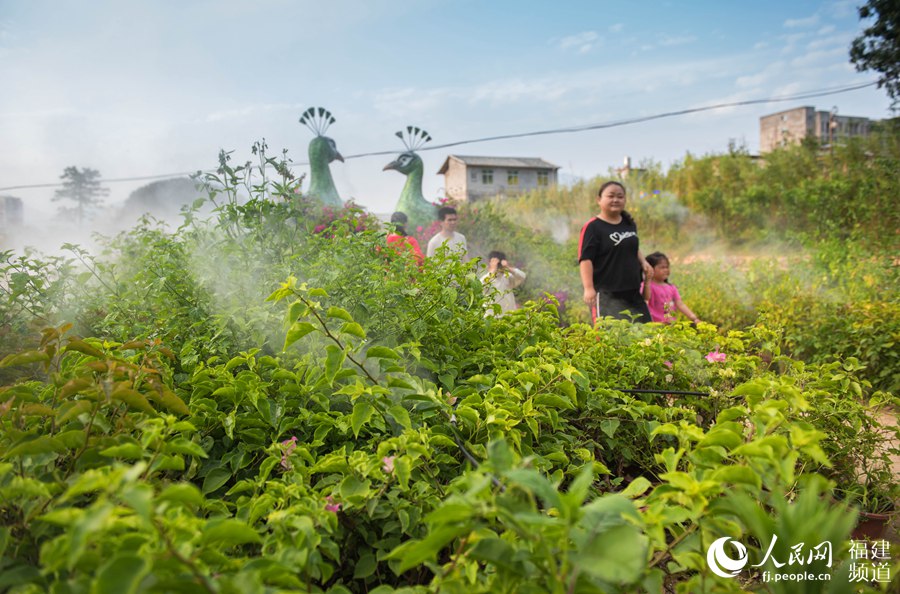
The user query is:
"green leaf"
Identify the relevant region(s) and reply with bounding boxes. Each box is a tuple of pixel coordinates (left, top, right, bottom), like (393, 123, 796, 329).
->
(111, 388, 156, 415)
(164, 437, 208, 459)
(350, 400, 374, 438)
(57, 400, 93, 424)
(69, 503, 113, 569)
(710, 465, 762, 489)
(155, 388, 191, 416)
(286, 300, 309, 323)
(339, 474, 371, 504)
(201, 518, 261, 548)
(201, 467, 232, 495)
(386, 525, 467, 573)
(574, 523, 647, 583)
(158, 483, 204, 508)
(699, 427, 743, 450)
(600, 418, 620, 438)
(353, 553, 377, 579)
(424, 502, 473, 525)
(505, 468, 561, 510)
(534, 394, 574, 409)
(621, 476, 653, 498)
(468, 538, 520, 573)
(388, 405, 411, 430)
(366, 345, 400, 360)
(67, 338, 105, 358)
(5, 435, 67, 458)
(572, 495, 647, 583)
(394, 456, 411, 490)
(37, 507, 85, 526)
(464, 374, 493, 386)
(562, 464, 595, 512)
(340, 322, 366, 339)
(119, 483, 154, 523)
(99, 443, 144, 459)
(284, 322, 317, 350)
(326, 306, 353, 322)
(0, 350, 50, 367)
(324, 345, 346, 382)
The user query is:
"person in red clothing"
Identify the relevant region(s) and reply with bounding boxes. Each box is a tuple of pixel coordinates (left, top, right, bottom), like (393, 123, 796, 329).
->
(641, 252, 700, 324)
(578, 181, 653, 324)
(385, 211, 424, 265)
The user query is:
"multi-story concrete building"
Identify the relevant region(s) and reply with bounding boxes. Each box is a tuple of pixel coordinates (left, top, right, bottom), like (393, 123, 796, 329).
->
(437, 155, 559, 202)
(759, 106, 875, 153)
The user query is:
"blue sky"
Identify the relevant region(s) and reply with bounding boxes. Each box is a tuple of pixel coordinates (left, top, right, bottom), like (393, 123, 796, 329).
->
(0, 0, 893, 223)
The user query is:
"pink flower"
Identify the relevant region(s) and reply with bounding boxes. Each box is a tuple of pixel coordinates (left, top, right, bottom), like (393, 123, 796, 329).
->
(314, 224, 326, 233)
(280, 436, 298, 469)
(325, 495, 341, 513)
(705, 349, 726, 363)
(416, 226, 423, 232)
(447, 394, 458, 406)
(663, 360, 673, 369)
(382, 456, 395, 474)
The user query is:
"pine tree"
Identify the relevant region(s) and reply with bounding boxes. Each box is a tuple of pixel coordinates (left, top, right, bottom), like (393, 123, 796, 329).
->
(52, 166, 109, 227)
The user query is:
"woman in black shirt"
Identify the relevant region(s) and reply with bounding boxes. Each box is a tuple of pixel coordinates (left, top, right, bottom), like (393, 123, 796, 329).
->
(578, 181, 653, 323)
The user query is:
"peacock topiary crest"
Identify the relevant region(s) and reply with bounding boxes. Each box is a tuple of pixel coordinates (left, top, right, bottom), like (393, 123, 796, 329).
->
(395, 126, 432, 152)
(384, 126, 436, 231)
(300, 107, 344, 207)
(299, 107, 336, 137)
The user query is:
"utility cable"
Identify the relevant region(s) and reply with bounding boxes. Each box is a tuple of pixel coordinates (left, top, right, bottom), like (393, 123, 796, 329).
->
(0, 80, 879, 193)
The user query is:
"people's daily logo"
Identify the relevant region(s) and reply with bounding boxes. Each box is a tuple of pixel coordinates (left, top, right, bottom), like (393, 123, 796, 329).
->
(706, 537, 749, 578)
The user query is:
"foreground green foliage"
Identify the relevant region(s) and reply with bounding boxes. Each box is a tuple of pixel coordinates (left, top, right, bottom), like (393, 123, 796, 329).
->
(0, 142, 898, 593)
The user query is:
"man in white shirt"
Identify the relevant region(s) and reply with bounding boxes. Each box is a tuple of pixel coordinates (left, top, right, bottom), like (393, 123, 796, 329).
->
(426, 206, 468, 260)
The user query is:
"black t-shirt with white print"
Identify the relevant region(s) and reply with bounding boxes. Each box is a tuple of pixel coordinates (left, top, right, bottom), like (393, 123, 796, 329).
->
(578, 216, 642, 292)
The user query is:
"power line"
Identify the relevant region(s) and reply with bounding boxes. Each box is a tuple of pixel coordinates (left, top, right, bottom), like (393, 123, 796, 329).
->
(0, 80, 879, 193)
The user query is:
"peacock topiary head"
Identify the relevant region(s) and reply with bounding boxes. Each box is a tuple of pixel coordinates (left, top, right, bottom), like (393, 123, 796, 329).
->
(383, 151, 421, 174)
(310, 135, 344, 164)
(384, 126, 430, 175)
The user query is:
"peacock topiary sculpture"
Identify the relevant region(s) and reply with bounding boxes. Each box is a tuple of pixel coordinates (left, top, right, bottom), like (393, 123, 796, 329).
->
(383, 126, 437, 232)
(300, 107, 344, 207)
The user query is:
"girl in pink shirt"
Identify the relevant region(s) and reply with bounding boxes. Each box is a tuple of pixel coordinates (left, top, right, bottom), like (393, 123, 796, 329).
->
(641, 252, 700, 324)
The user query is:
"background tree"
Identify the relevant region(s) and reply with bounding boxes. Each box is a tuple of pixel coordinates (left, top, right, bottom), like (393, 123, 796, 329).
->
(115, 177, 205, 226)
(52, 166, 109, 227)
(850, 0, 900, 109)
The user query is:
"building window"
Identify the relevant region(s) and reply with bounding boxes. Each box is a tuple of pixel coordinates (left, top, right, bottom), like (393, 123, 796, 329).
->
(537, 171, 549, 186)
(470, 170, 477, 182)
(482, 169, 493, 184)
(507, 170, 519, 185)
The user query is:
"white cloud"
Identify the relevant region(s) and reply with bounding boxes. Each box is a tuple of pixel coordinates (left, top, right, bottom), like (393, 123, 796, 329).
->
(828, 0, 857, 19)
(371, 87, 455, 120)
(790, 47, 847, 68)
(784, 15, 819, 28)
(558, 31, 599, 53)
(608, 23, 624, 33)
(204, 103, 305, 123)
(817, 24, 836, 35)
(658, 35, 697, 47)
(735, 61, 786, 89)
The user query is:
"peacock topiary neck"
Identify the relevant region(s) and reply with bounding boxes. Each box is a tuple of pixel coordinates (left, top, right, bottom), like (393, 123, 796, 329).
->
(395, 163, 435, 230)
(307, 137, 343, 208)
(399, 165, 424, 203)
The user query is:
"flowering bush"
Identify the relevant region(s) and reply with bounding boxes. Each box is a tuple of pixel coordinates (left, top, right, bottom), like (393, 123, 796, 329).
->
(0, 141, 896, 592)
